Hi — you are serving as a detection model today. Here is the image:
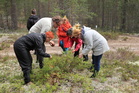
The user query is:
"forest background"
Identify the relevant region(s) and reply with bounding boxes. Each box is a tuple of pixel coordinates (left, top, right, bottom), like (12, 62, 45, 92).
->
(0, 0, 139, 33)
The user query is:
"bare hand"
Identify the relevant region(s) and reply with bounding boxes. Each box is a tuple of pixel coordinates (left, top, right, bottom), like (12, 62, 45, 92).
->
(72, 50, 75, 53)
(49, 40, 55, 47)
(49, 55, 52, 59)
(69, 47, 72, 50)
(79, 54, 83, 58)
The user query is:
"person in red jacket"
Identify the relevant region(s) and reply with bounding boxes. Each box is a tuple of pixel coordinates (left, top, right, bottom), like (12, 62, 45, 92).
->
(67, 28, 83, 57)
(57, 16, 71, 53)
(67, 27, 89, 61)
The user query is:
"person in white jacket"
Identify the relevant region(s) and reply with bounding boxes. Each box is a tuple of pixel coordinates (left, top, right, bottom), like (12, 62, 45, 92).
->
(71, 24, 110, 78)
(29, 16, 63, 64)
(29, 16, 63, 33)
(29, 16, 63, 46)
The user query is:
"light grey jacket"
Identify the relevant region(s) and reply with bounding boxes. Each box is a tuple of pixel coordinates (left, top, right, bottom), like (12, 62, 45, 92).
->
(82, 26, 110, 56)
(29, 17, 52, 33)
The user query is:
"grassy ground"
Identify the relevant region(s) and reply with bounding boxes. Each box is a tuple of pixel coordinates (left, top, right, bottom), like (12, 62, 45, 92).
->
(0, 31, 139, 93)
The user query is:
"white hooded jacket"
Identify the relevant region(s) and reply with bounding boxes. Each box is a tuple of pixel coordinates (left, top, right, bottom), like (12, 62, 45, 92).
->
(82, 26, 110, 56)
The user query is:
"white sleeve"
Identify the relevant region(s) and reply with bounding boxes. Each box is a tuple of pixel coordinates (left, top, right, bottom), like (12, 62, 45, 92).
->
(82, 33, 93, 55)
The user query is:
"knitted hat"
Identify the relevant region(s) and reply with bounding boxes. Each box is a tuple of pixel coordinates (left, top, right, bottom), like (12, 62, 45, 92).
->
(45, 31, 54, 39)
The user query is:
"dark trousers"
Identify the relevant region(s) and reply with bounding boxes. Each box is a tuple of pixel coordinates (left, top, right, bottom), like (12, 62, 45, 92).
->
(92, 54, 103, 72)
(82, 43, 88, 61)
(35, 44, 46, 68)
(74, 43, 80, 57)
(14, 43, 32, 84)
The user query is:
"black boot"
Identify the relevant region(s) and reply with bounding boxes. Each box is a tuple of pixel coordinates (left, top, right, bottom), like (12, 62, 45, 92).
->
(39, 63, 43, 69)
(83, 55, 88, 61)
(23, 71, 31, 85)
(90, 70, 98, 78)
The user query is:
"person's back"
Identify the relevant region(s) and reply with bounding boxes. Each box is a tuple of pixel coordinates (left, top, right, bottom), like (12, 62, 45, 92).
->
(29, 17, 52, 33)
(82, 26, 110, 56)
(27, 9, 39, 30)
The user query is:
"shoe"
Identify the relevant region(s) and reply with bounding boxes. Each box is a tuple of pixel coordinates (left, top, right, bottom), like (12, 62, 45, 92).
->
(90, 70, 98, 78)
(90, 74, 96, 78)
(25, 82, 33, 86)
(83, 55, 88, 61)
(83, 59, 88, 61)
(89, 66, 93, 70)
(39, 64, 43, 69)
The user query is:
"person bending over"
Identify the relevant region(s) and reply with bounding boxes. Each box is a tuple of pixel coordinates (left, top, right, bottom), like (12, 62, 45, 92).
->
(71, 24, 110, 78)
(13, 31, 54, 85)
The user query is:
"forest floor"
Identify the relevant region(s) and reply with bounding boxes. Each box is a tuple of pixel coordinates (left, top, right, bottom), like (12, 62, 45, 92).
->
(0, 33, 139, 92)
(1, 34, 139, 57)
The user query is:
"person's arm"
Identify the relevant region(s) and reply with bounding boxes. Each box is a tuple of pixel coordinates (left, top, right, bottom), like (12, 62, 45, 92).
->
(27, 18, 31, 30)
(37, 45, 51, 57)
(74, 39, 82, 51)
(69, 38, 74, 48)
(82, 33, 93, 55)
(36, 16, 40, 21)
(35, 38, 51, 57)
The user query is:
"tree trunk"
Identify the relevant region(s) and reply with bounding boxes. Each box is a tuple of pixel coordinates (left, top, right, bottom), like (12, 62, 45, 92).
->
(47, 0, 50, 16)
(120, 0, 127, 31)
(10, 0, 18, 30)
(101, 0, 105, 29)
(23, 1, 27, 19)
(37, 0, 41, 17)
(0, 14, 4, 29)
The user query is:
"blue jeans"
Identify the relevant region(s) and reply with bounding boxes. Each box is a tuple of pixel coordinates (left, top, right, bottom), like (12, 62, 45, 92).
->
(92, 54, 103, 72)
(60, 40, 68, 52)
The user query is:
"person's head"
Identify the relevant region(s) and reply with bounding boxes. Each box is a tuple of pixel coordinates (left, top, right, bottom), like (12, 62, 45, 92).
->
(31, 9, 36, 15)
(52, 16, 63, 28)
(63, 15, 69, 24)
(67, 28, 73, 36)
(72, 23, 82, 38)
(45, 31, 54, 42)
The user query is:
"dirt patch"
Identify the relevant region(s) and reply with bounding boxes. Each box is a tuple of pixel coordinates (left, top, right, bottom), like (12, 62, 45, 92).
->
(0, 36, 9, 43)
(108, 35, 139, 55)
(0, 35, 139, 57)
